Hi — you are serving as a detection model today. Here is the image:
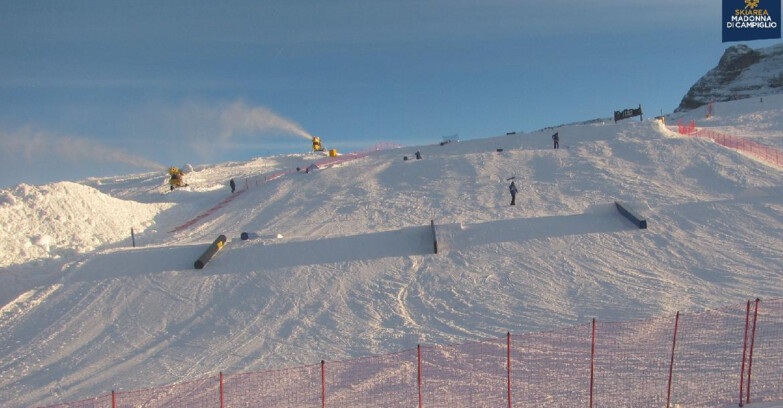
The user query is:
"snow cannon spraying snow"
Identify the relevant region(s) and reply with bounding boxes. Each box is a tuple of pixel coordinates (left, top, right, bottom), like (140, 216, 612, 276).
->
(312, 136, 324, 152)
(168, 166, 187, 191)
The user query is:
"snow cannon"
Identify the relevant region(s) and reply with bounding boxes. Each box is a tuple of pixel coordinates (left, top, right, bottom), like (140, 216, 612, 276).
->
(168, 166, 186, 190)
(194, 235, 227, 269)
(312, 137, 324, 152)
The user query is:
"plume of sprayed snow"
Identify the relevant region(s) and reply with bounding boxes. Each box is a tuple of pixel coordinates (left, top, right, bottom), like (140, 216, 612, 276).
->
(135, 100, 319, 161)
(1, 127, 166, 171)
(219, 101, 315, 142)
(0, 101, 318, 186)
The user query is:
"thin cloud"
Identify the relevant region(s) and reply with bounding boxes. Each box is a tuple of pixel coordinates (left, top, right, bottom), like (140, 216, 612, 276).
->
(0, 127, 166, 171)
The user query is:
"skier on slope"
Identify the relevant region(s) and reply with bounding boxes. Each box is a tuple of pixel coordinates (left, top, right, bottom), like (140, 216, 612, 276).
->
(229, 178, 236, 193)
(552, 132, 560, 149)
(509, 181, 518, 206)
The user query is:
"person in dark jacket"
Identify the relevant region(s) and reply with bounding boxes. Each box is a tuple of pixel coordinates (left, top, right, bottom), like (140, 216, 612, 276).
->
(509, 181, 518, 206)
(552, 132, 560, 149)
(229, 178, 236, 193)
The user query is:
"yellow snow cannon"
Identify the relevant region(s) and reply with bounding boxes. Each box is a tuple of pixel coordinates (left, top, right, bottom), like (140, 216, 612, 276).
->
(329, 149, 338, 157)
(312, 137, 324, 152)
(168, 166, 186, 190)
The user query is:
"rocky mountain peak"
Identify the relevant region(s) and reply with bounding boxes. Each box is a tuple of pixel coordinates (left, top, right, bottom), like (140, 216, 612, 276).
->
(676, 43, 783, 112)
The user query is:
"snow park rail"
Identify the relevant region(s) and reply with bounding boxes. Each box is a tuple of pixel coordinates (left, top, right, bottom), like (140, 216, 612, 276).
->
(168, 142, 403, 233)
(675, 120, 783, 168)
(36, 298, 783, 408)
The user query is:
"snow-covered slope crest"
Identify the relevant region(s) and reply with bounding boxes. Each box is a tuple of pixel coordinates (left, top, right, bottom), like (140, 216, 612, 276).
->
(0, 182, 172, 268)
(677, 42, 783, 111)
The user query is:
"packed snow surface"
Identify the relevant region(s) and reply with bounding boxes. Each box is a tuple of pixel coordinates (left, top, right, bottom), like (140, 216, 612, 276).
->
(1, 95, 783, 407)
(0, 182, 172, 269)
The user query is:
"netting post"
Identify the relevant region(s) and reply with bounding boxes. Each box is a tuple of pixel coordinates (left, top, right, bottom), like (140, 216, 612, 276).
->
(746, 298, 760, 405)
(666, 311, 680, 408)
(321, 360, 326, 408)
(740, 300, 751, 407)
(417, 344, 423, 408)
(507, 332, 512, 408)
(219, 371, 224, 408)
(590, 318, 596, 408)
(112, 390, 116, 408)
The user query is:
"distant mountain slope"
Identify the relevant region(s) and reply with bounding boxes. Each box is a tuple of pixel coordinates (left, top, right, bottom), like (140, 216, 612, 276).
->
(677, 43, 783, 111)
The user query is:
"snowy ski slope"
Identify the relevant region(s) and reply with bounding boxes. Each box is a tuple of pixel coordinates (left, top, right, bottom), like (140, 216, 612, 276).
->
(1, 95, 783, 407)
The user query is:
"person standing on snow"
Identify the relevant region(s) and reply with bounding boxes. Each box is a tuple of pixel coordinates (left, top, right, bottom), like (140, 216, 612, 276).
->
(229, 178, 236, 193)
(552, 132, 560, 149)
(509, 181, 518, 206)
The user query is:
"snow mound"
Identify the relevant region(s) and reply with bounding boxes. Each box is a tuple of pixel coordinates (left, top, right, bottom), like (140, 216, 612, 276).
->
(0, 182, 173, 268)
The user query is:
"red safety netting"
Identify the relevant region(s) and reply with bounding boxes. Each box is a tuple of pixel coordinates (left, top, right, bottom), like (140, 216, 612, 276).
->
(744, 299, 783, 405)
(223, 363, 321, 407)
(38, 394, 113, 408)
(114, 374, 218, 408)
(592, 315, 674, 408)
(422, 338, 508, 408)
(669, 303, 747, 407)
(325, 349, 418, 407)
(677, 119, 697, 135)
(512, 323, 593, 407)
(674, 121, 783, 168)
(35, 299, 783, 408)
(692, 128, 783, 167)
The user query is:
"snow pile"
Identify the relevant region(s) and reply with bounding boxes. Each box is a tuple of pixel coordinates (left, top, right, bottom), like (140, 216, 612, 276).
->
(0, 182, 172, 268)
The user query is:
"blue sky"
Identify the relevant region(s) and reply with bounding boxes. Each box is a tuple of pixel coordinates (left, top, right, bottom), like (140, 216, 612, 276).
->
(1, 0, 781, 188)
